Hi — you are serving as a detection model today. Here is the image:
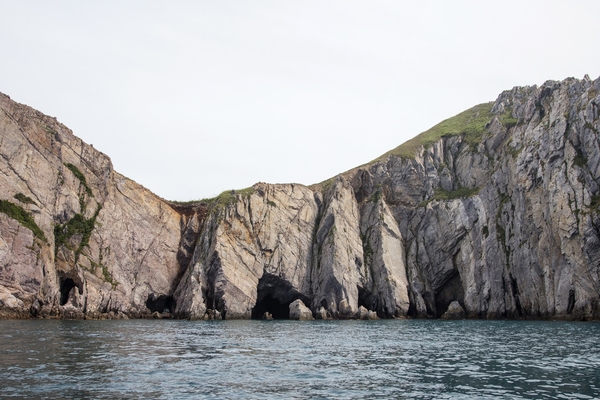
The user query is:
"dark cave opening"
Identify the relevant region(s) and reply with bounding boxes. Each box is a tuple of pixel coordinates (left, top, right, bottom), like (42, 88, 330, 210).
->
(358, 286, 379, 316)
(251, 273, 307, 320)
(146, 294, 176, 313)
(509, 274, 523, 317)
(251, 293, 291, 319)
(434, 272, 465, 318)
(60, 278, 77, 306)
(567, 289, 576, 314)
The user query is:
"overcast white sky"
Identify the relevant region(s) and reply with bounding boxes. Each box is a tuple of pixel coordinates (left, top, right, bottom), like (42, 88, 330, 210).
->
(1, 1, 599, 200)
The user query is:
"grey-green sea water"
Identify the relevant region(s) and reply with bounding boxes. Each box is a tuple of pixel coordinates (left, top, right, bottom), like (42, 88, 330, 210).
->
(1, 319, 599, 399)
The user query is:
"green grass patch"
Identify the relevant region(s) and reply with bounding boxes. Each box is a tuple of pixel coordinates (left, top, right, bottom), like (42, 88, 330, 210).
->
(584, 122, 598, 135)
(372, 102, 494, 161)
(313, 178, 335, 194)
(432, 186, 480, 201)
(42, 124, 59, 139)
(64, 163, 93, 197)
(201, 187, 256, 209)
(499, 113, 519, 129)
(169, 199, 206, 206)
(368, 187, 382, 203)
(508, 145, 524, 158)
(0, 199, 47, 242)
(14, 193, 37, 206)
(573, 150, 588, 168)
(101, 264, 119, 290)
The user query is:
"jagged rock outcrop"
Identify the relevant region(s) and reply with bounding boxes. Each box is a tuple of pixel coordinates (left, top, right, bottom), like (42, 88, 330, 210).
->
(1, 75, 599, 320)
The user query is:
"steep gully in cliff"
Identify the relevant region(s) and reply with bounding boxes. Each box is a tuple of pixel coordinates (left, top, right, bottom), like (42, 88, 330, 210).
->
(1, 75, 600, 320)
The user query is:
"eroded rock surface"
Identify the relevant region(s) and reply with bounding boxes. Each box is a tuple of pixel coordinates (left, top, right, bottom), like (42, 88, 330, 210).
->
(2, 75, 600, 320)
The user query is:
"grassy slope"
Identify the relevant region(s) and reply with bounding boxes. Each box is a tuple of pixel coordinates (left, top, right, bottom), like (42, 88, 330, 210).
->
(310, 102, 496, 192)
(176, 102, 502, 198)
(170, 187, 255, 208)
(372, 101, 495, 162)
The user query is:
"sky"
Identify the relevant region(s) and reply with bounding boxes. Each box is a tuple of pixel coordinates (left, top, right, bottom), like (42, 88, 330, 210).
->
(1, 1, 599, 201)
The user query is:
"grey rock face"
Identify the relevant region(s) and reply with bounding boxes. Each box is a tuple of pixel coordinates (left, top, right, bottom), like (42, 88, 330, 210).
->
(2, 75, 600, 320)
(344, 76, 600, 320)
(311, 177, 365, 318)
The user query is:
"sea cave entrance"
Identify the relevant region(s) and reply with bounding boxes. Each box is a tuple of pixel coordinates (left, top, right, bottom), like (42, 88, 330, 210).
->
(146, 294, 176, 313)
(434, 271, 465, 318)
(59, 278, 77, 306)
(58, 274, 84, 306)
(251, 273, 308, 320)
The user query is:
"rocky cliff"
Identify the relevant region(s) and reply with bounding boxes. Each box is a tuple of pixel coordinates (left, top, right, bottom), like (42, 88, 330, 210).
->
(1, 75, 599, 320)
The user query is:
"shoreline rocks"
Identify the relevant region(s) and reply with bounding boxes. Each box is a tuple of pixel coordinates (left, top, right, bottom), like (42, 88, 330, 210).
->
(289, 299, 314, 321)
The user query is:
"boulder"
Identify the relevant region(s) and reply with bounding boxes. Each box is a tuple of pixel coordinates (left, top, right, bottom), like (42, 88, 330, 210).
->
(262, 311, 273, 320)
(441, 301, 466, 320)
(358, 306, 379, 320)
(315, 306, 331, 320)
(289, 299, 314, 320)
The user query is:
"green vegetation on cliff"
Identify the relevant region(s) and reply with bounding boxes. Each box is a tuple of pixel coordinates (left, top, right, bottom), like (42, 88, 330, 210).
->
(14, 193, 37, 206)
(64, 163, 93, 197)
(0, 199, 47, 242)
(171, 187, 256, 209)
(433, 186, 481, 201)
(54, 204, 102, 261)
(211, 187, 255, 208)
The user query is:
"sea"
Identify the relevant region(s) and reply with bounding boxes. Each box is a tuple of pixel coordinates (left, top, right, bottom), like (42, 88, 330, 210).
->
(0, 319, 598, 399)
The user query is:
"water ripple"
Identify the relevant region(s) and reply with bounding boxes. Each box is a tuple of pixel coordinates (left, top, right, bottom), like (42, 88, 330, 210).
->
(0, 319, 599, 398)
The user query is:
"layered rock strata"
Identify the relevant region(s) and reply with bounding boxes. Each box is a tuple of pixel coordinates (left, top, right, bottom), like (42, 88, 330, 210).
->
(1, 75, 599, 320)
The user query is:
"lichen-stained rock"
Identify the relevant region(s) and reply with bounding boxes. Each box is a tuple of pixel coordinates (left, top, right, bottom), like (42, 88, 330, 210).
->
(174, 183, 318, 319)
(311, 176, 365, 318)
